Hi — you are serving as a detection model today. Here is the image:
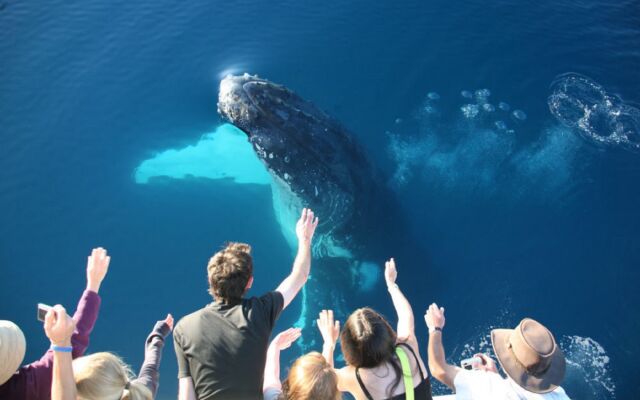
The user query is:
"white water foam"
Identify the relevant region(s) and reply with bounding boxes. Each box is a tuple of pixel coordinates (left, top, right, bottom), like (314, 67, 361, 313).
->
(548, 73, 640, 153)
(388, 91, 583, 201)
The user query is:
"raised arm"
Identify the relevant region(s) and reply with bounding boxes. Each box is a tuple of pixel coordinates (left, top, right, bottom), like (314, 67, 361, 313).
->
(45, 305, 77, 400)
(72, 247, 109, 358)
(86, 247, 110, 294)
(316, 310, 340, 367)
(276, 208, 319, 308)
(425, 303, 459, 389)
(133, 314, 173, 398)
(263, 328, 302, 395)
(385, 258, 415, 342)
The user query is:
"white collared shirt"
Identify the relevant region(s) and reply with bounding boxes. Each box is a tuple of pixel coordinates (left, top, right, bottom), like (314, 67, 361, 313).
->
(453, 369, 571, 400)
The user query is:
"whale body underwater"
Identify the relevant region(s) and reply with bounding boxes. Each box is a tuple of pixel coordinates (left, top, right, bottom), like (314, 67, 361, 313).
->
(135, 73, 410, 341)
(216, 74, 410, 336)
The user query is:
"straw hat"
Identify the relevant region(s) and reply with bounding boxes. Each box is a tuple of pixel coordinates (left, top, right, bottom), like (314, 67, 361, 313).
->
(491, 318, 566, 393)
(0, 320, 26, 385)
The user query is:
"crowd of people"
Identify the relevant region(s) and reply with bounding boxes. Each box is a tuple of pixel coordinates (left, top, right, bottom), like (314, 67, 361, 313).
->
(0, 208, 572, 399)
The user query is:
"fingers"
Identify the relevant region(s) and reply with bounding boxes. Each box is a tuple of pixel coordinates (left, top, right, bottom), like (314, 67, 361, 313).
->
(165, 314, 174, 330)
(306, 209, 315, 226)
(317, 309, 333, 326)
(299, 208, 318, 226)
(52, 305, 67, 320)
(44, 308, 56, 334)
(88, 248, 109, 264)
(277, 327, 301, 349)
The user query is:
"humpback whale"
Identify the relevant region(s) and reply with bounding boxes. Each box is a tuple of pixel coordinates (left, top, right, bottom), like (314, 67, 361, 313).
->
(135, 73, 409, 343)
(217, 73, 407, 337)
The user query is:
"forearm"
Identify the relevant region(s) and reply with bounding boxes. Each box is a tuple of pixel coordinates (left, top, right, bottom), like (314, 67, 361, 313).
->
(428, 331, 457, 388)
(277, 242, 312, 307)
(52, 350, 77, 400)
(322, 343, 336, 368)
(291, 242, 311, 282)
(71, 290, 101, 358)
(178, 378, 197, 400)
(135, 322, 170, 397)
(263, 345, 282, 391)
(387, 284, 414, 339)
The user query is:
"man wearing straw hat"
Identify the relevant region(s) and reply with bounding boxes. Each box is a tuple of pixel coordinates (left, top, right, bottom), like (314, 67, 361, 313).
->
(424, 303, 571, 399)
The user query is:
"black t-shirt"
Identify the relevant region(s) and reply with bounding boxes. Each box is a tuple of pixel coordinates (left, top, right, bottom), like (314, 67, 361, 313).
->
(173, 291, 285, 400)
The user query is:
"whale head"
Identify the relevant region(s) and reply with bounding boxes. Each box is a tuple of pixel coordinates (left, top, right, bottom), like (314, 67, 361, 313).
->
(217, 73, 379, 237)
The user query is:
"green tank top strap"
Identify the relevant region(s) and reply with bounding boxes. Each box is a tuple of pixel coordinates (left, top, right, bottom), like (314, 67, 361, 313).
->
(395, 346, 414, 400)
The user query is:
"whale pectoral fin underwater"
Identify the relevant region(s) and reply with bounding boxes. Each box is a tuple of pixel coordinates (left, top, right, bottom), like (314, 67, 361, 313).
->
(134, 124, 272, 185)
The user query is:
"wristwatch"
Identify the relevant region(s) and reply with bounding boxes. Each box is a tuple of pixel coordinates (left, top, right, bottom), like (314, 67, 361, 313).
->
(429, 326, 443, 334)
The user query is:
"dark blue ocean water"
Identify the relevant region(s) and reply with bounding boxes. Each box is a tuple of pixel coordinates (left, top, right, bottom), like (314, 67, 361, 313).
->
(2, 1, 639, 398)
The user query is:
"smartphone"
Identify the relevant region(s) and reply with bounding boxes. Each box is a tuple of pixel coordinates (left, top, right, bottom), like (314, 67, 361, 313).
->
(37, 303, 52, 322)
(460, 356, 482, 370)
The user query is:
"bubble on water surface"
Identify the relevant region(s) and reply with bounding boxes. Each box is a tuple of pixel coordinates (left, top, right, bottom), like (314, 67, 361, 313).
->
(513, 110, 527, 120)
(475, 88, 491, 98)
(483, 103, 495, 112)
(461, 90, 473, 99)
(495, 120, 507, 130)
(461, 104, 480, 119)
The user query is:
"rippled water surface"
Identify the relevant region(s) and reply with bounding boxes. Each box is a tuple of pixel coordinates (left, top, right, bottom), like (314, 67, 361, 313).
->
(1, 1, 639, 398)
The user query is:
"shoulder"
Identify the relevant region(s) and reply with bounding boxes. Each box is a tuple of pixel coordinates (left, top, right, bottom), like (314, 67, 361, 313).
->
(335, 365, 357, 391)
(547, 386, 572, 400)
(174, 307, 209, 334)
(247, 291, 284, 310)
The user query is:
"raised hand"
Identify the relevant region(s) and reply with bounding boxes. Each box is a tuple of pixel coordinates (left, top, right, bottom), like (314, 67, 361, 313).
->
(86, 247, 110, 293)
(425, 303, 446, 330)
(384, 258, 398, 287)
(295, 208, 319, 245)
(270, 328, 302, 351)
(164, 314, 174, 331)
(473, 353, 498, 373)
(317, 309, 340, 346)
(44, 305, 76, 346)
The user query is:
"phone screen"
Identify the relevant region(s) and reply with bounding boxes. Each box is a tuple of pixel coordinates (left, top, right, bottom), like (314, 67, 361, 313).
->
(37, 303, 52, 322)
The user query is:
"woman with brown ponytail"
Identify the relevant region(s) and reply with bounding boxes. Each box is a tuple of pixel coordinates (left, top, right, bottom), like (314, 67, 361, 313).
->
(334, 258, 433, 400)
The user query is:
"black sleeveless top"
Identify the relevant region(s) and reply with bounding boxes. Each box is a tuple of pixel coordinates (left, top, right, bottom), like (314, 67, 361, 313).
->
(355, 343, 433, 400)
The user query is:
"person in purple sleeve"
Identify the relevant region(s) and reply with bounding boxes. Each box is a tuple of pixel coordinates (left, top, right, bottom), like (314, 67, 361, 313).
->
(47, 311, 173, 400)
(0, 247, 110, 400)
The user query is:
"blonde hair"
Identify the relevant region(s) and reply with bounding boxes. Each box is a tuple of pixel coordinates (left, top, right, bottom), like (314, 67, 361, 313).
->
(283, 352, 341, 400)
(73, 352, 152, 400)
(0, 320, 26, 385)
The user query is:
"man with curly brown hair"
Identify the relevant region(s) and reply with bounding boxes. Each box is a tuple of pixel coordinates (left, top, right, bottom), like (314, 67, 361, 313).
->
(173, 208, 319, 400)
